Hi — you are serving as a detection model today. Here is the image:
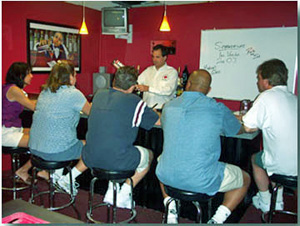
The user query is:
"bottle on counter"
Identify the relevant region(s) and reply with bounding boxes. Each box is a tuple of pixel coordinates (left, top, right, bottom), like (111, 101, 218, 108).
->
(176, 67, 184, 97)
(182, 65, 189, 90)
(239, 99, 252, 115)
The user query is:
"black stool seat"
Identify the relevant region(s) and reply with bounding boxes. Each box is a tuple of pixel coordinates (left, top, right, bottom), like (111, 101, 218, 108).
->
(269, 174, 297, 187)
(165, 185, 213, 202)
(91, 168, 135, 181)
(2, 146, 30, 154)
(2, 146, 31, 200)
(87, 168, 137, 223)
(262, 173, 297, 223)
(164, 185, 214, 223)
(31, 155, 72, 170)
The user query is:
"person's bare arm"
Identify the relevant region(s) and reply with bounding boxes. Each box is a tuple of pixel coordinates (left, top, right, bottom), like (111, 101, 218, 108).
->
(243, 124, 258, 133)
(7, 86, 36, 111)
(81, 101, 92, 116)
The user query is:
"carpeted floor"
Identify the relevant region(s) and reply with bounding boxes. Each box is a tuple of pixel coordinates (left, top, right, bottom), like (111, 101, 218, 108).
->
(2, 170, 298, 224)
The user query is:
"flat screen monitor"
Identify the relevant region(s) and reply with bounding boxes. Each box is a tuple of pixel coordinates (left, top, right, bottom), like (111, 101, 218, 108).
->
(102, 7, 128, 35)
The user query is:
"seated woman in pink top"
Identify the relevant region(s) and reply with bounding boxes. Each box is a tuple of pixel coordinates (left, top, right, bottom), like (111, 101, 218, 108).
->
(2, 62, 46, 184)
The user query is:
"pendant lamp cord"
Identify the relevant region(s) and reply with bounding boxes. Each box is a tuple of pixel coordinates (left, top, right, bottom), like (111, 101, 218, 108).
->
(83, 1, 85, 21)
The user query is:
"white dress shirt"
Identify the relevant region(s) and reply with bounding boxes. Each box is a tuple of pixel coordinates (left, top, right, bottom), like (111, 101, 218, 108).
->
(137, 63, 178, 109)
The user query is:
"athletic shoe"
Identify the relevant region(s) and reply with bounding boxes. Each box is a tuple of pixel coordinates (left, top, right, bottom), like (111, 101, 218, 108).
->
(51, 173, 61, 184)
(116, 192, 135, 209)
(252, 193, 284, 212)
(164, 197, 178, 224)
(103, 181, 120, 205)
(57, 177, 79, 196)
(207, 218, 218, 224)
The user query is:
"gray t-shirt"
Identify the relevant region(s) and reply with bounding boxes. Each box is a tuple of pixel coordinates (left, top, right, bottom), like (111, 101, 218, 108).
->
(82, 88, 158, 171)
(29, 86, 86, 154)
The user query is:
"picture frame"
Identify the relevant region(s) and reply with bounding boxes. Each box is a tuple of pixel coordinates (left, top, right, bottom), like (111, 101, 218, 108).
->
(27, 19, 81, 73)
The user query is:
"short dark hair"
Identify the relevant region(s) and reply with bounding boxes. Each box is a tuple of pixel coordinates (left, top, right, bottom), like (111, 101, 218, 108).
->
(153, 44, 168, 57)
(42, 60, 75, 93)
(114, 66, 138, 90)
(5, 62, 31, 88)
(256, 59, 288, 86)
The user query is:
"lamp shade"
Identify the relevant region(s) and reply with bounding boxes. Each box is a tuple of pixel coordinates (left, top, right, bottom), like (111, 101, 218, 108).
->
(159, 15, 171, 31)
(79, 19, 88, 35)
(159, 5, 171, 32)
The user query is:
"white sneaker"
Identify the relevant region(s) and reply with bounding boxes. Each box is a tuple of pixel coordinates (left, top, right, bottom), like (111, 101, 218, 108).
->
(116, 192, 135, 209)
(57, 177, 79, 196)
(51, 173, 61, 184)
(207, 218, 218, 224)
(103, 181, 120, 205)
(252, 193, 284, 212)
(164, 197, 178, 224)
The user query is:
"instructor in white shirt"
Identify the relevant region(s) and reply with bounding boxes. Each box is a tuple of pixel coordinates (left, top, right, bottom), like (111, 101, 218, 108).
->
(136, 44, 178, 109)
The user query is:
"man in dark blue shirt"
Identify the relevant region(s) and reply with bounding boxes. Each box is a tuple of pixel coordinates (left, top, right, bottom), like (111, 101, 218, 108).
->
(82, 66, 159, 209)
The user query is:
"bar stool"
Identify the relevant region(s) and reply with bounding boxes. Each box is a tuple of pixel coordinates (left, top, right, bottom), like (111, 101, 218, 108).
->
(29, 155, 76, 211)
(86, 168, 136, 223)
(164, 185, 214, 223)
(2, 146, 31, 200)
(262, 174, 297, 223)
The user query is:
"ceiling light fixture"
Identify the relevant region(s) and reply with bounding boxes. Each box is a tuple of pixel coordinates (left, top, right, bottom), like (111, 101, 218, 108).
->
(79, 1, 88, 35)
(159, 3, 171, 32)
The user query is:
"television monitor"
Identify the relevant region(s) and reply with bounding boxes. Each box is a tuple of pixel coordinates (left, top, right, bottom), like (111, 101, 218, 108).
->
(102, 7, 128, 35)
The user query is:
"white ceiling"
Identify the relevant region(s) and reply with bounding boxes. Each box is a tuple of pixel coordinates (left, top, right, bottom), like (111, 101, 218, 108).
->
(66, 1, 207, 11)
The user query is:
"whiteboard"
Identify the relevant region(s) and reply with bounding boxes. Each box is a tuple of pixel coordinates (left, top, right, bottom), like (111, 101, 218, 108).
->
(200, 27, 297, 100)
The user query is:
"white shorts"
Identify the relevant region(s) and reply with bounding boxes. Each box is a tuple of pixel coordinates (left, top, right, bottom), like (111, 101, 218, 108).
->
(2, 126, 24, 147)
(135, 145, 150, 173)
(218, 163, 244, 192)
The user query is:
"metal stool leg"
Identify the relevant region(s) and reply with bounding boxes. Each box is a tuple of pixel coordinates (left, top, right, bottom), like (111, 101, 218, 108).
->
(207, 198, 212, 219)
(87, 177, 97, 221)
(11, 153, 17, 200)
(29, 167, 37, 203)
(112, 182, 118, 223)
(268, 184, 279, 223)
(192, 201, 202, 223)
(49, 170, 55, 208)
(176, 200, 181, 223)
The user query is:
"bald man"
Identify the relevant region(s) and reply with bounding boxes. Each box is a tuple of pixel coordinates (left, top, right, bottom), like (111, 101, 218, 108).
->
(156, 70, 250, 224)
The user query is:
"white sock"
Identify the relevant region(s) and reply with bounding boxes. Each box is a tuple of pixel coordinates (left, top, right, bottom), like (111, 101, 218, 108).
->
(276, 186, 284, 203)
(259, 190, 271, 203)
(54, 168, 64, 177)
(63, 167, 82, 184)
(211, 205, 231, 224)
(163, 196, 177, 213)
(163, 196, 171, 206)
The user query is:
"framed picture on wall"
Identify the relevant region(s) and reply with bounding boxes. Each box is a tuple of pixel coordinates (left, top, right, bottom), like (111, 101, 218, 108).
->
(27, 19, 81, 73)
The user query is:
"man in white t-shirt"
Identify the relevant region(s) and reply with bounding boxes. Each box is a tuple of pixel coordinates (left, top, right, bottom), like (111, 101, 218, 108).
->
(136, 44, 178, 109)
(242, 59, 297, 212)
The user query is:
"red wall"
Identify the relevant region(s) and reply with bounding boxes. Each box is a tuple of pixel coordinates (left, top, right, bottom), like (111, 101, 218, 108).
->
(2, 1, 297, 107)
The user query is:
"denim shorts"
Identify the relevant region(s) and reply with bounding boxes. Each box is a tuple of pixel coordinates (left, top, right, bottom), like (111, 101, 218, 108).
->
(254, 151, 265, 169)
(30, 140, 83, 161)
